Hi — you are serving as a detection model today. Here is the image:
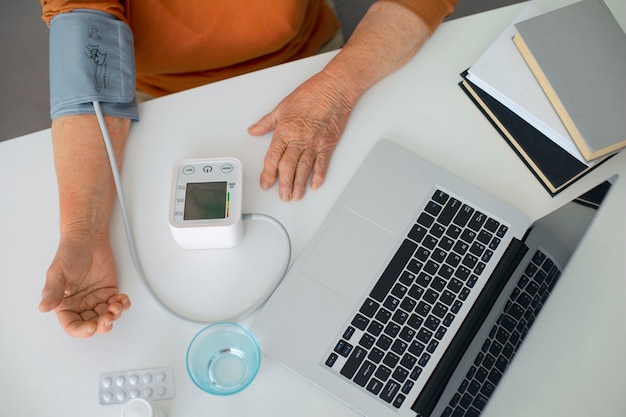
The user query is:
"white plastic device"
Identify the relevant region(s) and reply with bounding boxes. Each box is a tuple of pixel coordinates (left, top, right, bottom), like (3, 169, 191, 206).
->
(95, 100, 291, 324)
(169, 158, 243, 249)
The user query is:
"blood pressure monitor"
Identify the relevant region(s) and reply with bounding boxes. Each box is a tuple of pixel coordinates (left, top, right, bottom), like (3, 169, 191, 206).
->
(169, 158, 243, 249)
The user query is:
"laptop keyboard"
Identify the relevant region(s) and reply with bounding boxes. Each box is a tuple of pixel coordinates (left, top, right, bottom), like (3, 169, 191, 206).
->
(324, 189, 510, 409)
(441, 248, 561, 417)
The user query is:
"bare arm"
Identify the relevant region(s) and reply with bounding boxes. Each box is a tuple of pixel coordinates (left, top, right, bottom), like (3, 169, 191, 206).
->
(39, 114, 132, 337)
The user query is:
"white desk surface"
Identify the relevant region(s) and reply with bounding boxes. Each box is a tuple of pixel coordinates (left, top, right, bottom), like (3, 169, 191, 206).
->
(1, 1, 624, 416)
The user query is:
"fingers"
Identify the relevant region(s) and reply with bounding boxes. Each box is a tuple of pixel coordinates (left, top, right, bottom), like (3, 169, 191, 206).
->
(260, 135, 334, 201)
(54, 294, 131, 338)
(261, 141, 312, 202)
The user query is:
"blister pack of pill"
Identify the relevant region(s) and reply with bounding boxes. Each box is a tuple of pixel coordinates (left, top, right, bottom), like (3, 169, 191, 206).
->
(98, 367, 175, 405)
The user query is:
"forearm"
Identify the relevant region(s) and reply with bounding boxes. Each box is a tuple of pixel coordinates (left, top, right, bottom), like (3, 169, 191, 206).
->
(321, 1, 431, 106)
(52, 114, 130, 241)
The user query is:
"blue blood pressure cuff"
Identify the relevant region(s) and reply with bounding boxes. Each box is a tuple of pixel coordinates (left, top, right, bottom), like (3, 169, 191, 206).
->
(49, 10, 138, 120)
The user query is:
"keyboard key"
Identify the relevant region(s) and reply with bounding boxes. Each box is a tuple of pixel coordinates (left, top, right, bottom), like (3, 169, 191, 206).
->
(440, 290, 456, 306)
(532, 250, 547, 265)
(376, 335, 393, 350)
(400, 353, 417, 369)
(325, 353, 338, 367)
(407, 314, 424, 330)
(451, 300, 462, 314)
(446, 225, 462, 239)
(422, 235, 438, 250)
(360, 299, 379, 318)
(447, 278, 463, 293)
(408, 284, 425, 300)
(435, 326, 447, 340)
(409, 341, 425, 357)
(424, 289, 438, 304)
(410, 367, 423, 380)
(392, 367, 409, 383)
(392, 309, 409, 325)
(366, 378, 384, 395)
(380, 380, 401, 403)
(484, 218, 499, 233)
(481, 381, 496, 398)
(426, 340, 439, 353)
(438, 198, 462, 226)
(489, 237, 501, 250)
(438, 264, 454, 280)
(343, 326, 355, 340)
(424, 259, 439, 275)
(399, 327, 416, 343)
(460, 228, 477, 243)
(415, 301, 431, 317)
(477, 230, 492, 244)
(432, 302, 449, 318)
(424, 315, 441, 332)
(383, 296, 400, 311)
(359, 333, 375, 349)
(370, 239, 417, 302)
(354, 361, 376, 387)
(408, 224, 427, 244)
(375, 365, 391, 381)
(424, 201, 443, 217)
(393, 394, 406, 409)
(446, 252, 462, 268)
(399, 271, 416, 286)
(334, 340, 349, 355)
(351, 314, 369, 331)
(408, 259, 424, 275)
(418, 353, 431, 367)
(432, 249, 447, 264)
(400, 297, 417, 312)
(416, 272, 432, 288)
(416, 328, 433, 344)
(453, 205, 474, 227)
(367, 320, 383, 336)
(368, 347, 384, 364)
(402, 380, 414, 394)
(415, 247, 431, 262)
(462, 253, 479, 269)
(384, 322, 401, 338)
(431, 223, 446, 238)
(453, 240, 470, 255)
(375, 308, 391, 324)
(431, 277, 446, 292)
(438, 236, 455, 251)
(432, 190, 449, 204)
(393, 283, 409, 298)
(417, 212, 435, 228)
(340, 346, 367, 379)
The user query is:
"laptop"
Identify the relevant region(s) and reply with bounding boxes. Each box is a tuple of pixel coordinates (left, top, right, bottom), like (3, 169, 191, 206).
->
(251, 139, 575, 417)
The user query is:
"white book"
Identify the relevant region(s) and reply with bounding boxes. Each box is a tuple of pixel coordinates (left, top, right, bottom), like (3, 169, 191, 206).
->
(466, 3, 590, 165)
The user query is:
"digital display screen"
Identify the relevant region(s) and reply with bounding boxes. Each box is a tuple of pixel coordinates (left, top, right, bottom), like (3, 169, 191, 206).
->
(184, 182, 228, 220)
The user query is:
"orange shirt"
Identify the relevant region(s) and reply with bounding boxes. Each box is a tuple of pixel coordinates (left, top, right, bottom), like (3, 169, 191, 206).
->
(41, 0, 456, 97)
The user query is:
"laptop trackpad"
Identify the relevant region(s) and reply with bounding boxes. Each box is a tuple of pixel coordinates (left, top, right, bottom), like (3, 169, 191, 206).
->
(300, 207, 393, 300)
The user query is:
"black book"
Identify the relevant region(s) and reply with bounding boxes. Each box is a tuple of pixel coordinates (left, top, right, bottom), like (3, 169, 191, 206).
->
(459, 70, 611, 208)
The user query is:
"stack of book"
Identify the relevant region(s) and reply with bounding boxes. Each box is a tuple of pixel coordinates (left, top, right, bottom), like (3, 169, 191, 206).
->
(459, 0, 625, 207)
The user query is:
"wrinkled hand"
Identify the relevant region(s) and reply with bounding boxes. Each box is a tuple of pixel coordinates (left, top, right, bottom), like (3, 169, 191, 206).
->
(248, 71, 354, 201)
(39, 235, 130, 338)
